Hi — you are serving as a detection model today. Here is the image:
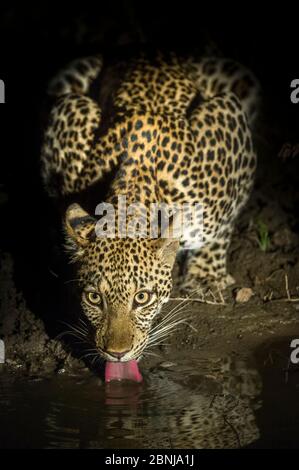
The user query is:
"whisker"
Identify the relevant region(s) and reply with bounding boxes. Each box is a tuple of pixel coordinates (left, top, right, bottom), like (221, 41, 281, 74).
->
(155, 292, 200, 324)
(80, 352, 100, 360)
(151, 306, 191, 333)
(56, 331, 86, 342)
(147, 313, 196, 351)
(166, 287, 201, 313)
(48, 268, 59, 278)
(141, 351, 162, 358)
(78, 317, 88, 327)
(59, 320, 89, 336)
(151, 308, 194, 336)
(150, 318, 188, 337)
(64, 278, 84, 285)
(145, 340, 170, 349)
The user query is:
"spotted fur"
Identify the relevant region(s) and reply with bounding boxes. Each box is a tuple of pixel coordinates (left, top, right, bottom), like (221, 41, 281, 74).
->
(41, 51, 258, 360)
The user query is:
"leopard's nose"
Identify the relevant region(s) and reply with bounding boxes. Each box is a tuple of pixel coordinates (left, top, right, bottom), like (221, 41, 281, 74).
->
(106, 349, 130, 360)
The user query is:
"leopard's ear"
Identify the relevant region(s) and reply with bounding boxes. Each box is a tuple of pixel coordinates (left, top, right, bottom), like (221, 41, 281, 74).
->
(65, 203, 96, 247)
(153, 237, 180, 269)
(151, 213, 180, 268)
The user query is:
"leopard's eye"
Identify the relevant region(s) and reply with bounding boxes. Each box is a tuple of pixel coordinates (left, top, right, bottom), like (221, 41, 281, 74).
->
(134, 290, 152, 307)
(86, 291, 102, 306)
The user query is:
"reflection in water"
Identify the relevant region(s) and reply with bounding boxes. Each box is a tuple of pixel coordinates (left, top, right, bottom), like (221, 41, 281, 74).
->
(0, 355, 262, 449)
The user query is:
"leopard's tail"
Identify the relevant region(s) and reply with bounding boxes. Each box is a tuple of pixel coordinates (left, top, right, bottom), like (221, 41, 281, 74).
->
(189, 57, 260, 126)
(41, 56, 103, 197)
(47, 56, 103, 97)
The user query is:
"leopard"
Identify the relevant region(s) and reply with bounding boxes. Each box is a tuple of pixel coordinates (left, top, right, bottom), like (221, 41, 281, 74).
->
(41, 48, 259, 363)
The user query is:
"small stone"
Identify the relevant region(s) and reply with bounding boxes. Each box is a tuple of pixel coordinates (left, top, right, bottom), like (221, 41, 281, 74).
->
(235, 287, 254, 303)
(273, 228, 298, 248)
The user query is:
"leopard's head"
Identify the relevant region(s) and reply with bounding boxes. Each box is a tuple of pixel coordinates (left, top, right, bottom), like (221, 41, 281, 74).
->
(64, 203, 179, 362)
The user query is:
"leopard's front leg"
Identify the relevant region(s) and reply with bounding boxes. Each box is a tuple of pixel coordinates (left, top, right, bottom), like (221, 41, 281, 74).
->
(177, 229, 235, 294)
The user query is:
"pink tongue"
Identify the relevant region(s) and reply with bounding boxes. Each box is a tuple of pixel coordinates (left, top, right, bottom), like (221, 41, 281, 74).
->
(105, 360, 143, 383)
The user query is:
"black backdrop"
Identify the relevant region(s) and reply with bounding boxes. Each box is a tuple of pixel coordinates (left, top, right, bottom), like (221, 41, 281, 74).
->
(1, 1, 298, 183)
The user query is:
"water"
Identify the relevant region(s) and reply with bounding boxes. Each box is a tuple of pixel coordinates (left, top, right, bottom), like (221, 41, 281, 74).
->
(0, 344, 298, 449)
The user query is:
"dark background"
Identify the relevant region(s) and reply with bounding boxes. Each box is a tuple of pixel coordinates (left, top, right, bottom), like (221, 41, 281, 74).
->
(1, 2, 298, 194)
(0, 1, 298, 327)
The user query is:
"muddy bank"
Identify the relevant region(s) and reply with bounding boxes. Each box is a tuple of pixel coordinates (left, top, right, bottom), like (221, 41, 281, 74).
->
(0, 252, 85, 376)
